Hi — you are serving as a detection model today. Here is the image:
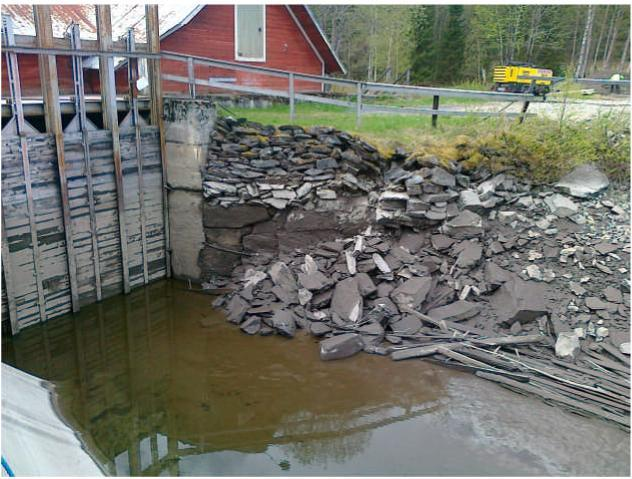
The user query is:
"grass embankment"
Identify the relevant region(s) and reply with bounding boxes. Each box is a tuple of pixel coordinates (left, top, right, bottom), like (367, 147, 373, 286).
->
(223, 102, 630, 184)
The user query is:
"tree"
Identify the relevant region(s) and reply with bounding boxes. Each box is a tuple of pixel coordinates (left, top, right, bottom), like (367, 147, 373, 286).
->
(575, 5, 595, 77)
(435, 5, 465, 84)
(409, 5, 437, 84)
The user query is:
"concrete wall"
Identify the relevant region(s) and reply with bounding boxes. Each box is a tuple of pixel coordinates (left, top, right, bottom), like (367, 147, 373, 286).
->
(164, 99, 216, 281)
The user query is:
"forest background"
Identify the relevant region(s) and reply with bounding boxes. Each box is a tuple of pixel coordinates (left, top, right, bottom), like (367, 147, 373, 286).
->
(311, 4, 631, 86)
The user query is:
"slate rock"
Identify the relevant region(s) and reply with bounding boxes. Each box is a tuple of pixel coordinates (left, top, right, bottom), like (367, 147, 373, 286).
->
(390, 316, 422, 335)
(455, 241, 483, 268)
(390, 277, 433, 308)
(430, 167, 456, 187)
(603, 286, 623, 303)
(544, 194, 578, 218)
(427, 300, 480, 322)
(459, 189, 482, 211)
(226, 295, 250, 324)
(555, 163, 609, 198)
(310, 322, 332, 337)
(320, 333, 365, 361)
(484, 262, 512, 291)
(203, 204, 270, 228)
(269, 262, 298, 291)
(356, 272, 377, 297)
(441, 210, 483, 239)
(240, 316, 261, 335)
(331, 277, 363, 323)
(298, 270, 332, 291)
(490, 275, 548, 324)
(585, 297, 608, 310)
(594, 242, 619, 255)
(272, 309, 296, 338)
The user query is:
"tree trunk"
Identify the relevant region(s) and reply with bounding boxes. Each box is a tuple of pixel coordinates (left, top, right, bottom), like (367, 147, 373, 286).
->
(575, 5, 595, 78)
(602, 6, 619, 69)
(618, 29, 630, 73)
(590, 5, 610, 74)
(604, 7, 620, 70)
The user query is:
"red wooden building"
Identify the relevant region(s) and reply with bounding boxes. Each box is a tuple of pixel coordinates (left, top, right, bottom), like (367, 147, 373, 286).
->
(1, 4, 345, 97)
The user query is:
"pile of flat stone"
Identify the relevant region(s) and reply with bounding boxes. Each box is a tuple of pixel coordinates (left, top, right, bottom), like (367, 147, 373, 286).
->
(210, 147, 630, 429)
(203, 117, 385, 209)
(376, 160, 534, 230)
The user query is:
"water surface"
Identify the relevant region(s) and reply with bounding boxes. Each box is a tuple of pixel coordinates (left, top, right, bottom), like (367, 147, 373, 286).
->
(2, 280, 629, 476)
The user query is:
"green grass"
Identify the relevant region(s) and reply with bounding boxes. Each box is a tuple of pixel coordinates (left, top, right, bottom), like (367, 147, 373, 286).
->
(223, 102, 630, 183)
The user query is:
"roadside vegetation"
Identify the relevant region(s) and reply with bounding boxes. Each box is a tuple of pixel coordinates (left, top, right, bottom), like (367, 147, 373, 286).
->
(224, 102, 630, 184)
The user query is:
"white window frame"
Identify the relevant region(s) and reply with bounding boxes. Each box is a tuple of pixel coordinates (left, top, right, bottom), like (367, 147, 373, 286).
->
(234, 5, 266, 62)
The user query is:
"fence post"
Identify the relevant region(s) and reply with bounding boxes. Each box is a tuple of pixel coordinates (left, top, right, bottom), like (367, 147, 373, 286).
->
(519, 101, 530, 124)
(187, 57, 195, 98)
(356, 81, 362, 128)
(431, 95, 440, 128)
(288, 72, 295, 122)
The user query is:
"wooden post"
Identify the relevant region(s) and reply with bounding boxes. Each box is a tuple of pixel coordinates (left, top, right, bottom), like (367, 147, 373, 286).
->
(126, 30, 149, 285)
(187, 56, 196, 98)
(146, 5, 172, 278)
(431, 95, 440, 128)
(96, 5, 131, 294)
(288, 72, 295, 122)
(1, 215, 18, 334)
(70, 23, 102, 302)
(1, 15, 43, 330)
(519, 101, 530, 124)
(33, 5, 80, 313)
(356, 81, 362, 128)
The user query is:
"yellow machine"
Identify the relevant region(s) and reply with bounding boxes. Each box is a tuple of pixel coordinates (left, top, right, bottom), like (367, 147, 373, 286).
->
(493, 63, 553, 95)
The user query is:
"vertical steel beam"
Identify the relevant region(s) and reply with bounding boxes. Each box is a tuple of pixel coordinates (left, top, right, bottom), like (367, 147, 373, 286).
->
(126, 30, 149, 285)
(34, 5, 81, 313)
(96, 5, 131, 294)
(70, 23, 102, 301)
(2, 15, 47, 326)
(146, 5, 172, 278)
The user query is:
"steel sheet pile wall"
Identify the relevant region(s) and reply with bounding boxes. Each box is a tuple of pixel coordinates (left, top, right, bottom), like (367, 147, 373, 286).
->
(1, 128, 167, 331)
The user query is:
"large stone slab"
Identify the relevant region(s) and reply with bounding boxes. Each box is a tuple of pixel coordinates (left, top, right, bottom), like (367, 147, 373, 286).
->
(390, 277, 433, 309)
(455, 241, 482, 268)
(544, 194, 578, 218)
(490, 275, 549, 325)
(555, 164, 609, 198)
(320, 333, 365, 360)
(440, 210, 483, 239)
(427, 300, 480, 321)
(331, 277, 363, 323)
(203, 204, 271, 228)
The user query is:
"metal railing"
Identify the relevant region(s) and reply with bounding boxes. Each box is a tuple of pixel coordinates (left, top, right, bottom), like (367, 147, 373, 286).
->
(159, 50, 543, 127)
(1, 43, 544, 127)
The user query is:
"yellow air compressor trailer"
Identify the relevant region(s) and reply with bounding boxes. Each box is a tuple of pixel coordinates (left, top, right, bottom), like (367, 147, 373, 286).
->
(493, 64, 553, 95)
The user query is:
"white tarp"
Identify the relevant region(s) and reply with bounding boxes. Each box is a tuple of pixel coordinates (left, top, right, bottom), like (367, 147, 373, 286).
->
(1, 364, 104, 476)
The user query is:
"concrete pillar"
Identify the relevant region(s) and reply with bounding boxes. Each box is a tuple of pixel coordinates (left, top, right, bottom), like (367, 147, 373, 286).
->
(163, 99, 216, 281)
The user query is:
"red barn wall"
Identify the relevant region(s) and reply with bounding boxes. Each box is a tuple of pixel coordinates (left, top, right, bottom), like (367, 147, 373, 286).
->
(3, 5, 325, 100)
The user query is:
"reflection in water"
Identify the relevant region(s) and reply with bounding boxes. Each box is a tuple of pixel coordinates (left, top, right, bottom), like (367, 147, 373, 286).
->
(2, 280, 446, 476)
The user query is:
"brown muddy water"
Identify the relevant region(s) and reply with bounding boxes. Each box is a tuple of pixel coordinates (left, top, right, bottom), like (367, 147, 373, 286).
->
(2, 280, 629, 476)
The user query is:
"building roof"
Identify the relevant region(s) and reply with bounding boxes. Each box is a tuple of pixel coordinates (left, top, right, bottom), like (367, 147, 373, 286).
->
(1, 4, 345, 74)
(0, 4, 203, 42)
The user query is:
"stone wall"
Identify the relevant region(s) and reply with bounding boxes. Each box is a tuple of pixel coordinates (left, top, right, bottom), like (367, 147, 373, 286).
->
(199, 117, 387, 282)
